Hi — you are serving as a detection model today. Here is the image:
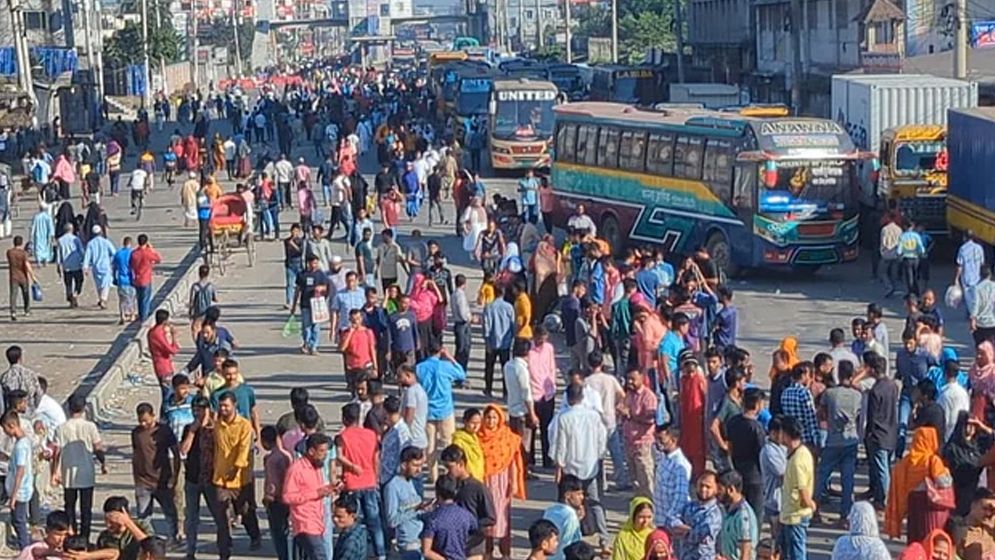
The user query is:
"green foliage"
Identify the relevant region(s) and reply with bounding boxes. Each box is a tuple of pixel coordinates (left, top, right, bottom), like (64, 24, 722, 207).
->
(197, 18, 255, 69)
(569, 0, 680, 62)
(103, 20, 182, 65)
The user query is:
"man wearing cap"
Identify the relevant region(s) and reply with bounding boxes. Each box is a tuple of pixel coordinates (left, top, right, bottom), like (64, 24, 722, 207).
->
(82, 226, 116, 310)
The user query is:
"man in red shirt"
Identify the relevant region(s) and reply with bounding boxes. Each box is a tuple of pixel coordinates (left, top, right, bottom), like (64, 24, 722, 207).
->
(335, 402, 384, 558)
(147, 309, 180, 403)
(130, 234, 162, 321)
(338, 309, 377, 395)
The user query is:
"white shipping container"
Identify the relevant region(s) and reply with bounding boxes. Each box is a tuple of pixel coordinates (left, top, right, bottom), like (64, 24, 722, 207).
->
(830, 74, 978, 153)
(669, 83, 741, 109)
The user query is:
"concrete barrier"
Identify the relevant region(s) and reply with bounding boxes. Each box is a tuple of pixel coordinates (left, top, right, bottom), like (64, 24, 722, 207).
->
(84, 250, 203, 423)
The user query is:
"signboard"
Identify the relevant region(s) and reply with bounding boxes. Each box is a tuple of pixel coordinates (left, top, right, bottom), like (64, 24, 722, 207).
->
(973, 21, 995, 48)
(860, 51, 902, 73)
(460, 78, 491, 93)
(617, 69, 654, 79)
(496, 90, 557, 101)
(758, 120, 845, 135)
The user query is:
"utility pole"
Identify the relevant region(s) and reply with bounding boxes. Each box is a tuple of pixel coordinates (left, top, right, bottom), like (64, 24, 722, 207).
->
(564, 0, 571, 62)
(140, 0, 152, 108)
(232, 6, 243, 77)
(611, 0, 618, 62)
(789, 0, 802, 113)
(954, 0, 968, 79)
(80, 0, 96, 83)
(674, 0, 684, 82)
(154, 0, 168, 95)
(518, 0, 524, 50)
(7, 0, 36, 106)
(535, 0, 542, 48)
(191, 7, 199, 90)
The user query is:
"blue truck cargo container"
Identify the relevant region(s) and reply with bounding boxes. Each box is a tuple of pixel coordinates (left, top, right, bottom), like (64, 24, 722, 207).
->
(948, 107, 995, 245)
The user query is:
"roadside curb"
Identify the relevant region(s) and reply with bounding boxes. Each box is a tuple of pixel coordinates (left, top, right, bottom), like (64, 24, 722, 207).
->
(83, 246, 202, 423)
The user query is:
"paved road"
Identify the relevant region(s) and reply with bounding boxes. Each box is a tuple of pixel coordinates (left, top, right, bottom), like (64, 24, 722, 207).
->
(5, 118, 973, 557)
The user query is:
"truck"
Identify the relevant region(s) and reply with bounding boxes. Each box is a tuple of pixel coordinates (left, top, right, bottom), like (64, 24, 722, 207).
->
(831, 74, 977, 232)
(669, 83, 741, 109)
(947, 108, 995, 246)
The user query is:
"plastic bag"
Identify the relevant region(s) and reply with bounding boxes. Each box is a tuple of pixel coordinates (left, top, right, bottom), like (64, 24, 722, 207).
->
(281, 315, 300, 338)
(30, 282, 43, 302)
(945, 284, 963, 309)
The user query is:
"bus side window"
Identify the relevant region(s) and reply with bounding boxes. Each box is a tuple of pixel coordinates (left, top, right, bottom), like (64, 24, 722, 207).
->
(619, 130, 648, 171)
(578, 125, 599, 166)
(703, 139, 734, 201)
(557, 123, 577, 162)
(597, 127, 620, 168)
(679, 136, 704, 180)
(647, 133, 674, 175)
(733, 163, 756, 210)
(673, 136, 689, 177)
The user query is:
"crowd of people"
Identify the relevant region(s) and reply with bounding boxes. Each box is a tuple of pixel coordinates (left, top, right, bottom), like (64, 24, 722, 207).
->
(8, 62, 995, 560)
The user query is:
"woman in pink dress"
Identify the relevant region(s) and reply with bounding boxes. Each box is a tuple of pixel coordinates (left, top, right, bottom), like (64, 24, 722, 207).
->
(379, 186, 402, 235)
(408, 272, 442, 358)
(631, 304, 665, 381)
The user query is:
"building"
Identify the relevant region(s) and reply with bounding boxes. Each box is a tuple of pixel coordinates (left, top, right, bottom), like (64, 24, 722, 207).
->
(488, 0, 560, 50)
(750, 0, 906, 115)
(688, 0, 754, 83)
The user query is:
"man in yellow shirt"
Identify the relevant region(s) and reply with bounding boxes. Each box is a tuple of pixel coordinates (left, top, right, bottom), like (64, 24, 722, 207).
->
(778, 416, 815, 560)
(211, 392, 261, 557)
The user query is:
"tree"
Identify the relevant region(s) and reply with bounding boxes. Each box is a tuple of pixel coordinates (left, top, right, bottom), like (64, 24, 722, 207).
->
(103, 20, 182, 65)
(566, 0, 678, 62)
(196, 18, 255, 70)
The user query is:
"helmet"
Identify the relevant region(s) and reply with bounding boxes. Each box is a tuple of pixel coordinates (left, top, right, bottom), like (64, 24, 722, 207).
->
(542, 313, 563, 333)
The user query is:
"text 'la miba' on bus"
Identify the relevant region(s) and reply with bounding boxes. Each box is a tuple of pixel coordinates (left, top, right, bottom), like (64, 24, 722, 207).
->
(488, 79, 559, 170)
(589, 66, 666, 105)
(549, 102, 875, 275)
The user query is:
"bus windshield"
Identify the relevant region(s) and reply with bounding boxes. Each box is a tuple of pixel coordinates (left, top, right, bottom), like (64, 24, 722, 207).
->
(458, 78, 491, 115)
(758, 159, 854, 219)
(894, 141, 944, 176)
(493, 90, 556, 139)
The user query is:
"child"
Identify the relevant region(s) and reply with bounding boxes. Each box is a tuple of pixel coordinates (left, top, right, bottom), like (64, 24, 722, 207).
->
(260, 425, 292, 560)
(2, 409, 33, 548)
(384, 284, 401, 315)
(476, 271, 496, 307)
(332, 494, 369, 560)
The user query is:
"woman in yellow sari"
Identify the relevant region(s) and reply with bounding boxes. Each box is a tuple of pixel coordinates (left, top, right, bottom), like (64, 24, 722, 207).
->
(211, 133, 225, 173)
(611, 496, 654, 560)
(450, 408, 484, 481)
(478, 404, 526, 560)
(886, 426, 954, 543)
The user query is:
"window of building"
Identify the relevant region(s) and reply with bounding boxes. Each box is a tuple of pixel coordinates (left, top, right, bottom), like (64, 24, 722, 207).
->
(24, 11, 47, 30)
(874, 21, 895, 44)
(646, 132, 674, 175)
(525, 9, 534, 19)
(702, 138, 734, 200)
(618, 129, 648, 171)
(597, 127, 620, 168)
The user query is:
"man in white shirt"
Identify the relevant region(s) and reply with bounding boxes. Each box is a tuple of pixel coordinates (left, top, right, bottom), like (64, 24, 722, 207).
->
(584, 351, 630, 490)
(128, 167, 148, 214)
(273, 154, 294, 211)
(937, 360, 970, 442)
(35, 377, 66, 432)
(956, 230, 986, 317)
(504, 339, 538, 478)
(566, 204, 597, 236)
(880, 217, 903, 296)
(551, 383, 609, 550)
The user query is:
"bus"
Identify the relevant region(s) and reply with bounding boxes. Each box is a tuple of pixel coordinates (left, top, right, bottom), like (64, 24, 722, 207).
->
(429, 60, 490, 118)
(589, 66, 665, 104)
(453, 69, 495, 144)
(550, 102, 872, 274)
(488, 79, 559, 169)
(547, 63, 588, 101)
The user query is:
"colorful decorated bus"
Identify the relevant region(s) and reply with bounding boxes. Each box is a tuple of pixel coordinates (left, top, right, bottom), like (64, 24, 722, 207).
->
(488, 79, 558, 169)
(550, 102, 874, 274)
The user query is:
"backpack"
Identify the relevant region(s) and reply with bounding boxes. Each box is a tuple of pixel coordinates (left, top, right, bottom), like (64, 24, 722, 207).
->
(190, 282, 214, 318)
(31, 161, 44, 183)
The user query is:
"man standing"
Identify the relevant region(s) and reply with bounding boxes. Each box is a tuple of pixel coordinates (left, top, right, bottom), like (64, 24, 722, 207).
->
(827, 328, 860, 383)
(880, 215, 902, 296)
(6, 236, 33, 320)
(725, 388, 767, 518)
(284, 433, 337, 560)
(398, 365, 429, 485)
(779, 366, 819, 450)
(384, 446, 426, 558)
(331, 272, 366, 336)
(675, 471, 723, 560)
(415, 342, 466, 483)
(261, 426, 292, 560)
(451, 274, 473, 372)
(504, 338, 538, 478)
(440, 445, 496, 560)
(274, 154, 294, 210)
(335, 403, 384, 559)
(130, 234, 162, 321)
(339, 309, 377, 393)
(482, 286, 515, 399)
(864, 354, 898, 510)
(376, 229, 405, 290)
(528, 326, 557, 469)
(718, 470, 759, 560)
(653, 426, 692, 532)
(518, 169, 539, 224)
(970, 267, 995, 345)
(956, 230, 986, 316)
(814, 363, 861, 522)
(619, 368, 658, 499)
(53, 394, 106, 541)
(551, 384, 609, 552)
(778, 417, 815, 560)
(2, 410, 32, 549)
(1, 346, 42, 414)
(179, 396, 215, 560)
(211, 392, 262, 557)
(57, 224, 85, 308)
(130, 402, 180, 545)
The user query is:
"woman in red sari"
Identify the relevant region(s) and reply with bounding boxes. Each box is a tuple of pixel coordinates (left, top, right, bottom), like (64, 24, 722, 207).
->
(678, 350, 707, 475)
(183, 134, 200, 172)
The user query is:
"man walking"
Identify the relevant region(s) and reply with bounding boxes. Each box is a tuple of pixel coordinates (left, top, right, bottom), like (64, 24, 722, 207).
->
(56, 224, 85, 308)
(956, 229, 985, 315)
(130, 402, 180, 545)
(211, 392, 262, 557)
(814, 362, 861, 522)
(482, 285, 515, 399)
(6, 236, 32, 320)
(53, 394, 106, 541)
(778, 417, 815, 560)
(415, 342, 466, 483)
(130, 234, 162, 321)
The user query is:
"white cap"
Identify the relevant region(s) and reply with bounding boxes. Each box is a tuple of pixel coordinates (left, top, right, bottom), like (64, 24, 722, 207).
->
(91, 225, 102, 234)
(331, 255, 343, 264)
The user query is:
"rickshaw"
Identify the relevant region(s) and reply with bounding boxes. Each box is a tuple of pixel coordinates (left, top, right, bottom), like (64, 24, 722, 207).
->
(209, 193, 256, 275)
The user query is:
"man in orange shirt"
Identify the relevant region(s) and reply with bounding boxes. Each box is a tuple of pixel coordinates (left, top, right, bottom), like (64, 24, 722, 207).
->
(129, 234, 162, 321)
(339, 309, 377, 394)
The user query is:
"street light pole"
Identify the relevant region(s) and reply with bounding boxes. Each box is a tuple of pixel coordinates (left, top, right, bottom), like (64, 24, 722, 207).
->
(140, 0, 152, 108)
(564, 0, 571, 62)
(610, 0, 617, 62)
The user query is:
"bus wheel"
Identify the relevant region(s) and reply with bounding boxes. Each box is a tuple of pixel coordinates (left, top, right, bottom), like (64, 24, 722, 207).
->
(601, 214, 623, 257)
(706, 232, 739, 279)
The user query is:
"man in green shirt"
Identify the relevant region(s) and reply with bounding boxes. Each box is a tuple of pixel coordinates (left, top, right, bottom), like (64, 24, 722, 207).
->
(95, 496, 157, 560)
(718, 470, 759, 560)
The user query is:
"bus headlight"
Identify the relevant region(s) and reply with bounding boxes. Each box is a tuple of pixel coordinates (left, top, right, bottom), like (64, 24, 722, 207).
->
(493, 146, 511, 155)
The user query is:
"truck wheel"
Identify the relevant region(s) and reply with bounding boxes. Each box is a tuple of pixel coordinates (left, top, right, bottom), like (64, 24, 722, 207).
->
(601, 214, 623, 258)
(706, 232, 739, 279)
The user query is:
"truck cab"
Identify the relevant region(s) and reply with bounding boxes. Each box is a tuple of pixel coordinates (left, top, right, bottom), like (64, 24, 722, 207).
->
(878, 124, 948, 233)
